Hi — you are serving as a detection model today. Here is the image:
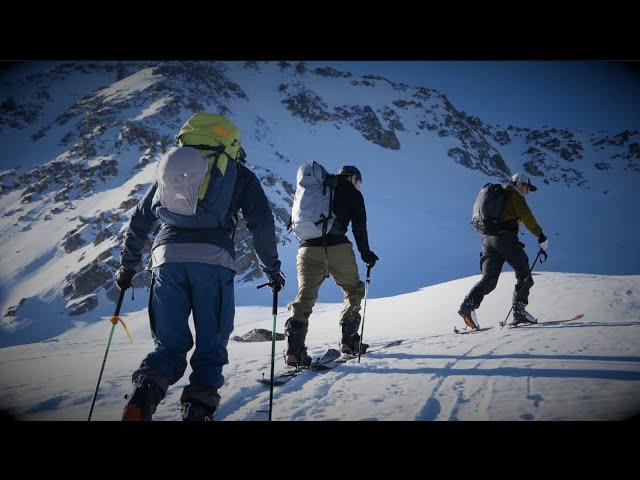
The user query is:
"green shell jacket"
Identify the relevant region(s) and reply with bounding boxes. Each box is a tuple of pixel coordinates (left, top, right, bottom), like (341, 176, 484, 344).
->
(500, 184, 543, 237)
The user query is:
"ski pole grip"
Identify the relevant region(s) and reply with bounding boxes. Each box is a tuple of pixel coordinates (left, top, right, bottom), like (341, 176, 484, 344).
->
(366, 266, 372, 281)
(114, 288, 126, 317)
(538, 248, 548, 264)
(272, 288, 278, 316)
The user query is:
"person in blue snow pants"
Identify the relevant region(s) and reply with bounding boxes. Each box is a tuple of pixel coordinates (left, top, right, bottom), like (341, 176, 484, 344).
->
(115, 113, 285, 421)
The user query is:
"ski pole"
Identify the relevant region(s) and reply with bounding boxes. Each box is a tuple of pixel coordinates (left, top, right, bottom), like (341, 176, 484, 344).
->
(88, 288, 127, 421)
(357, 265, 372, 364)
(499, 248, 545, 329)
(257, 281, 279, 421)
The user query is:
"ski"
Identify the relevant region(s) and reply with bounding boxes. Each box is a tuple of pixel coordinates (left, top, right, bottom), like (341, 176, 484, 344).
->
(310, 339, 405, 371)
(453, 326, 493, 335)
(256, 348, 341, 387)
(256, 340, 404, 387)
(507, 313, 584, 328)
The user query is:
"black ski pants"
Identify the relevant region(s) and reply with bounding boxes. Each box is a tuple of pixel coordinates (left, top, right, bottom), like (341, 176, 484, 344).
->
(465, 232, 533, 308)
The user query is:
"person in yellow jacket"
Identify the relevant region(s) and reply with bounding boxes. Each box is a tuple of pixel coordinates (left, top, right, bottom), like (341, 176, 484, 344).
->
(459, 173, 549, 328)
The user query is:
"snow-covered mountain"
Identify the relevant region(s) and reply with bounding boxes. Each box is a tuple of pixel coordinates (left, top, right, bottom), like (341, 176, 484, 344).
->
(1, 60, 639, 348)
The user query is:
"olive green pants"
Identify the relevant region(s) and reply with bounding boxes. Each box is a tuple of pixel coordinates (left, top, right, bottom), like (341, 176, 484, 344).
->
(288, 243, 365, 325)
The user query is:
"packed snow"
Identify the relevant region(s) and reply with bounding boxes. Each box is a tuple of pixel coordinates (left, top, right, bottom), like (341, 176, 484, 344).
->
(1, 272, 638, 421)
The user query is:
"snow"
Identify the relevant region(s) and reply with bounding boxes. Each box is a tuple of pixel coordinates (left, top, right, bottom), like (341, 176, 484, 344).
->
(1, 272, 638, 420)
(132, 97, 172, 122)
(97, 68, 163, 102)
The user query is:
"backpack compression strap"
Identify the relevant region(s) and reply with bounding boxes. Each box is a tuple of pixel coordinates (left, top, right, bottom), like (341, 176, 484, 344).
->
(313, 174, 336, 279)
(188, 144, 238, 202)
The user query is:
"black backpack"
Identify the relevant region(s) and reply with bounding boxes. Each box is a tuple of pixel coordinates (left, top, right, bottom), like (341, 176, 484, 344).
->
(471, 183, 508, 235)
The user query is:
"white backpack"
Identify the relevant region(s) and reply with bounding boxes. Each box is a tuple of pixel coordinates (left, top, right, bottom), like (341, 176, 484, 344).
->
(290, 162, 337, 242)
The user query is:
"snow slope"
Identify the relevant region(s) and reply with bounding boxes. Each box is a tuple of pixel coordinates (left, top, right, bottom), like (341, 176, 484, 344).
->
(1, 271, 638, 421)
(2, 61, 640, 349)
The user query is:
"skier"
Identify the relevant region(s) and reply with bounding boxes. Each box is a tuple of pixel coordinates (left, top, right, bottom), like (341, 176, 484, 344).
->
(459, 173, 549, 329)
(285, 165, 378, 366)
(116, 113, 285, 421)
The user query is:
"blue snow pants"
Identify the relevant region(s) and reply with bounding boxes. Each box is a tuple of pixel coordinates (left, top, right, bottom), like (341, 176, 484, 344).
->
(135, 262, 235, 406)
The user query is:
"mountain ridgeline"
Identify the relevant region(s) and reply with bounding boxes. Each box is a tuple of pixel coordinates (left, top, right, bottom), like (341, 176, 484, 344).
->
(0, 60, 638, 345)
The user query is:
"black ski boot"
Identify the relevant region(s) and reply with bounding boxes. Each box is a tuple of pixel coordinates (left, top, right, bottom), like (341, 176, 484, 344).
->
(458, 298, 480, 330)
(284, 318, 312, 367)
(510, 301, 538, 326)
(121, 373, 166, 421)
(340, 314, 368, 355)
(181, 400, 215, 421)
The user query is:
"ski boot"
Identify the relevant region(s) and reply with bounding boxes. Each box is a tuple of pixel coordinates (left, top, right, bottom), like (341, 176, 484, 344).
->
(181, 400, 215, 421)
(121, 373, 166, 421)
(341, 333, 369, 355)
(458, 299, 480, 330)
(510, 301, 538, 326)
(340, 314, 368, 355)
(284, 318, 312, 367)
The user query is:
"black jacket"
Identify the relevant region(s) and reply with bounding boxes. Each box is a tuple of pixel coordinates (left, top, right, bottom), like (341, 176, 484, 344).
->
(121, 163, 281, 275)
(301, 176, 371, 255)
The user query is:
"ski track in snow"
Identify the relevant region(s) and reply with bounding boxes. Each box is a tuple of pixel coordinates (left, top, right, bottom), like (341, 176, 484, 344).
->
(1, 272, 638, 421)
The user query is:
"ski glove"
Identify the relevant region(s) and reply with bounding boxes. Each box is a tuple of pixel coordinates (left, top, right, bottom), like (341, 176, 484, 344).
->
(267, 270, 286, 292)
(538, 233, 549, 252)
(115, 266, 136, 291)
(361, 251, 379, 268)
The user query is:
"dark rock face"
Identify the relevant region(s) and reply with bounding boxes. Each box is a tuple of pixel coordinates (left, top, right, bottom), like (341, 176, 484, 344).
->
(525, 128, 583, 162)
(448, 148, 474, 169)
(67, 295, 98, 316)
(281, 84, 402, 150)
(281, 84, 335, 124)
(313, 67, 352, 78)
(524, 160, 545, 177)
(382, 107, 405, 132)
(65, 261, 113, 299)
(4, 299, 26, 318)
(420, 102, 512, 178)
(492, 129, 511, 146)
(232, 328, 285, 342)
(595, 131, 640, 172)
(295, 62, 307, 75)
(61, 229, 86, 253)
(0, 97, 41, 130)
(520, 144, 589, 188)
(338, 105, 401, 150)
(243, 61, 261, 71)
(4, 158, 119, 210)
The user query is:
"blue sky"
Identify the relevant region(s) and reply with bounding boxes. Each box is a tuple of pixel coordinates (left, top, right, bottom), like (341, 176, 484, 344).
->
(319, 61, 640, 133)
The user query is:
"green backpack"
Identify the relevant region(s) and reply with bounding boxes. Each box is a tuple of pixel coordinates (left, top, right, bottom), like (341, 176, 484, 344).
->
(176, 112, 246, 201)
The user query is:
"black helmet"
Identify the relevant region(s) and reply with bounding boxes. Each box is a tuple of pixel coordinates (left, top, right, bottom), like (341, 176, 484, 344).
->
(338, 165, 362, 182)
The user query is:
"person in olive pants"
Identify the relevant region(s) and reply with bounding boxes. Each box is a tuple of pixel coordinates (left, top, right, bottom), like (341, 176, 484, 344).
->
(285, 166, 378, 366)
